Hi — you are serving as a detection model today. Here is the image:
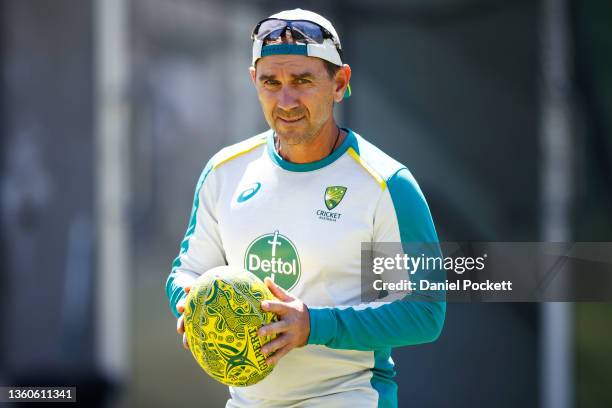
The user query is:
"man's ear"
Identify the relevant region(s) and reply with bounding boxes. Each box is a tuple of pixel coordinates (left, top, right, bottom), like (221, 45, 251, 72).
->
(333, 64, 352, 103)
(249, 66, 257, 85)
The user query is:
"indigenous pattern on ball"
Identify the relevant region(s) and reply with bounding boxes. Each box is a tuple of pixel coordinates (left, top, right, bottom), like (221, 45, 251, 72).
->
(184, 266, 276, 387)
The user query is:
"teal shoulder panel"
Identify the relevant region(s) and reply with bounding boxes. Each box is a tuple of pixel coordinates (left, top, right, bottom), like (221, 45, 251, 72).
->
(386, 168, 439, 243)
(350, 132, 406, 182)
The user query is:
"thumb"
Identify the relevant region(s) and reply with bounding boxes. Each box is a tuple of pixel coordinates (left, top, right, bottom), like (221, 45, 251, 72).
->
(264, 277, 293, 302)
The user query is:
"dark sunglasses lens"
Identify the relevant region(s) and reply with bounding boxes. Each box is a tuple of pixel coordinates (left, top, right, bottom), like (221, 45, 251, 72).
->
(255, 19, 328, 44)
(290, 21, 325, 43)
(266, 28, 286, 41)
(255, 20, 288, 40)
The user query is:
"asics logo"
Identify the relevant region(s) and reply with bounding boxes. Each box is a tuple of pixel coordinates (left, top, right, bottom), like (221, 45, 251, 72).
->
(237, 182, 261, 203)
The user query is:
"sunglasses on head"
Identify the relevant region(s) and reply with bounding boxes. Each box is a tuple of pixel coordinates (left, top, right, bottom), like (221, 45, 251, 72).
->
(251, 18, 340, 49)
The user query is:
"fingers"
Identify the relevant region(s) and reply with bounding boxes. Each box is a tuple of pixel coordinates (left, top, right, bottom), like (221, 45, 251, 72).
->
(177, 286, 192, 350)
(261, 300, 290, 316)
(261, 334, 289, 357)
(176, 314, 185, 334)
(258, 320, 289, 337)
(264, 277, 293, 302)
(178, 316, 189, 349)
(176, 288, 190, 314)
(266, 344, 291, 365)
(177, 300, 186, 314)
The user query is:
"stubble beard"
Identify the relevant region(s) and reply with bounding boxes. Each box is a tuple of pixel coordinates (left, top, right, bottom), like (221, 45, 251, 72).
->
(276, 122, 318, 146)
(272, 106, 331, 147)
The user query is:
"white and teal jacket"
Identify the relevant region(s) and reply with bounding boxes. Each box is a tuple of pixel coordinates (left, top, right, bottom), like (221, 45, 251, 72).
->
(166, 128, 445, 408)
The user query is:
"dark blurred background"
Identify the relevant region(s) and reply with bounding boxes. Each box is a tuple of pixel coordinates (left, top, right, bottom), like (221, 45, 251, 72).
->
(1, 0, 611, 407)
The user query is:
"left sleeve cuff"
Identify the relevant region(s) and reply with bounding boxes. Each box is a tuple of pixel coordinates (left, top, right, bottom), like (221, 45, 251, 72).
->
(307, 307, 337, 345)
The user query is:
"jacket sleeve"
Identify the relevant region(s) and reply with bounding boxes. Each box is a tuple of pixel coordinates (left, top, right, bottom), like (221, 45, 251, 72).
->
(165, 161, 227, 318)
(307, 168, 446, 350)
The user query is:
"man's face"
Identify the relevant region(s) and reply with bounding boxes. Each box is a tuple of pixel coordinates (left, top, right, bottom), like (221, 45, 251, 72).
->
(250, 55, 337, 145)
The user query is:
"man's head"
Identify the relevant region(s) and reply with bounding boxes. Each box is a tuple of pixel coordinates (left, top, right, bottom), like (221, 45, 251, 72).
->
(249, 9, 351, 145)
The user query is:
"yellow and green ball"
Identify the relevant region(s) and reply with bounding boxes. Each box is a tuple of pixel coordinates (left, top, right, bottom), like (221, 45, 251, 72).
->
(183, 266, 277, 387)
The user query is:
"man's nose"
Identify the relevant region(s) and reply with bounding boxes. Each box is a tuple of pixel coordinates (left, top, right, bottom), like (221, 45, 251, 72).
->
(276, 87, 300, 111)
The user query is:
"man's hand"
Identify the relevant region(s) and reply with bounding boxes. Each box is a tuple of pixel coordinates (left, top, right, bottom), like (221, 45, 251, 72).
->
(176, 286, 191, 350)
(258, 277, 310, 365)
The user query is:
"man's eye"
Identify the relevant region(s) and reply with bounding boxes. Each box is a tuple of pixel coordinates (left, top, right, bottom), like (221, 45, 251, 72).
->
(264, 80, 280, 86)
(295, 78, 311, 85)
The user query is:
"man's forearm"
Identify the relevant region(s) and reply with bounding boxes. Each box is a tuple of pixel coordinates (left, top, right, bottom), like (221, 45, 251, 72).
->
(307, 299, 446, 350)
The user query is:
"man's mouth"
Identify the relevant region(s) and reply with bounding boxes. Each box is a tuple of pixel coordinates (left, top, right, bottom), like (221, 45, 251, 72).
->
(277, 116, 304, 124)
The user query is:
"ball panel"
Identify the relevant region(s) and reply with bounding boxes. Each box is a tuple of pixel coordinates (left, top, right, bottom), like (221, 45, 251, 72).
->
(184, 266, 277, 386)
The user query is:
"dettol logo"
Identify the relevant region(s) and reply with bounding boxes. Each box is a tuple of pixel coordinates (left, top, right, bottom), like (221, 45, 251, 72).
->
(244, 231, 301, 290)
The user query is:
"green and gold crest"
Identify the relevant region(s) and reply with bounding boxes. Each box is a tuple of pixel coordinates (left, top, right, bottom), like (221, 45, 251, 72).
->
(324, 186, 347, 210)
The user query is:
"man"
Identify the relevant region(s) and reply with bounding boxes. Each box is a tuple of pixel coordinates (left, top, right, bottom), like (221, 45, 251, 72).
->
(166, 8, 445, 408)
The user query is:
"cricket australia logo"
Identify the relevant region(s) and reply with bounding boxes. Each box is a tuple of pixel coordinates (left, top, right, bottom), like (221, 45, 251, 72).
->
(316, 186, 347, 222)
(325, 186, 347, 210)
(244, 231, 301, 291)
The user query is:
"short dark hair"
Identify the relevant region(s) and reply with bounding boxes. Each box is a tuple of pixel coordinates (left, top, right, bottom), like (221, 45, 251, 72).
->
(322, 60, 341, 79)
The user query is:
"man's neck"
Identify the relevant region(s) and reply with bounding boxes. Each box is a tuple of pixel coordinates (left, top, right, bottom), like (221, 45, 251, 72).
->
(276, 122, 346, 164)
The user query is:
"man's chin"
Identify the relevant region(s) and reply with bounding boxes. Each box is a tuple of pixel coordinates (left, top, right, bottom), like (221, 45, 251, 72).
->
(274, 126, 311, 144)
